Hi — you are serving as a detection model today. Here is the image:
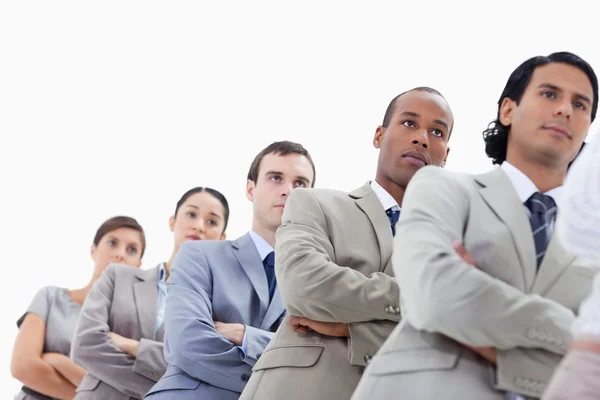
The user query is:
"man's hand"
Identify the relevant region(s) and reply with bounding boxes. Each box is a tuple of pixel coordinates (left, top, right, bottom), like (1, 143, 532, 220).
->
(453, 241, 497, 365)
(289, 317, 349, 337)
(108, 332, 139, 357)
(214, 321, 246, 346)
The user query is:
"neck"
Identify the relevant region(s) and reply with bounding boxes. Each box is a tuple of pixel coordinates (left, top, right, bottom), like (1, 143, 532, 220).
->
(374, 173, 407, 206)
(251, 221, 276, 248)
(69, 279, 97, 305)
(506, 154, 566, 193)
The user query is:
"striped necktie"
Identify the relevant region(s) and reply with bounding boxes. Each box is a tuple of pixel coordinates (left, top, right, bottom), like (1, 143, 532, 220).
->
(524, 192, 557, 268)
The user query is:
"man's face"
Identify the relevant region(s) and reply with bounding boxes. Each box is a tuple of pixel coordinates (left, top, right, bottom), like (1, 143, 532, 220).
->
(502, 62, 594, 168)
(246, 152, 315, 232)
(374, 91, 453, 187)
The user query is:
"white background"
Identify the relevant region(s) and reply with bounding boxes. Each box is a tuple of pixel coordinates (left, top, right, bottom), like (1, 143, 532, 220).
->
(1, 0, 598, 395)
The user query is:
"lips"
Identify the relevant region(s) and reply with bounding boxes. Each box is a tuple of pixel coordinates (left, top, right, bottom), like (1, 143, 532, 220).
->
(543, 124, 572, 139)
(402, 150, 428, 167)
(187, 235, 201, 241)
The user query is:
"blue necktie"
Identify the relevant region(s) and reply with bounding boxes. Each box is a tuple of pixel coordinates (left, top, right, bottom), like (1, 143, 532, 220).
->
(263, 251, 276, 302)
(524, 192, 557, 268)
(386, 208, 400, 236)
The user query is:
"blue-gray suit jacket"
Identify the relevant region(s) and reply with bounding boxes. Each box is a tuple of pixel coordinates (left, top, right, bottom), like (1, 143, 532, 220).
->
(145, 233, 286, 400)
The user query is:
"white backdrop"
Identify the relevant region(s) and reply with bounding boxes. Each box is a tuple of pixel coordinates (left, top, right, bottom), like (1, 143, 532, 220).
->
(1, 0, 598, 395)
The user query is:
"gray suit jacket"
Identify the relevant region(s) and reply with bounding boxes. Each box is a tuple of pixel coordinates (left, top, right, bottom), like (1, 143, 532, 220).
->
(145, 233, 286, 400)
(71, 264, 166, 399)
(240, 184, 401, 400)
(352, 166, 599, 400)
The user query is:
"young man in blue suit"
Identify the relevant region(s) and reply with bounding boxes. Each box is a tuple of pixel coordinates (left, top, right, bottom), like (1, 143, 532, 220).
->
(145, 141, 316, 400)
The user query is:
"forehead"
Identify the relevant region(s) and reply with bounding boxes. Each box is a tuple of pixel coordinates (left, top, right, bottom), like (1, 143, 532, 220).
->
(393, 91, 454, 125)
(104, 227, 143, 244)
(259, 153, 314, 180)
(527, 63, 594, 100)
(182, 191, 224, 212)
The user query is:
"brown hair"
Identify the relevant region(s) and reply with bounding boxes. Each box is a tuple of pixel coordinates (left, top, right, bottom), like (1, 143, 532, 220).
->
(247, 141, 316, 187)
(93, 216, 146, 257)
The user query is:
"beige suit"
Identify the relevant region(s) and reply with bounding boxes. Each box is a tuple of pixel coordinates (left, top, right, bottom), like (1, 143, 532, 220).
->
(351, 166, 599, 400)
(240, 183, 401, 400)
(71, 264, 166, 399)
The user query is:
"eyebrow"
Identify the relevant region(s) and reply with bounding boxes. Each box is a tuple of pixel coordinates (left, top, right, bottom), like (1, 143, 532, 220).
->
(266, 170, 311, 183)
(538, 83, 592, 104)
(399, 111, 449, 130)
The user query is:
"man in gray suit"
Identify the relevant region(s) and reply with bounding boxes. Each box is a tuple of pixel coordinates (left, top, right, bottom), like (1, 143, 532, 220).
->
(145, 141, 316, 399)
(240, 87, 454, 400)
(352, 52, 600, 400)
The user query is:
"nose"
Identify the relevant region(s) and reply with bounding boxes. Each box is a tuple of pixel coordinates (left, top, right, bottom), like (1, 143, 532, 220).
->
(410, 128, 429, 149)
(194, 218, 205, 232)
(553, 99, 573, 121)
(114, 248, 126, 261)
(280, 182, 294, 197)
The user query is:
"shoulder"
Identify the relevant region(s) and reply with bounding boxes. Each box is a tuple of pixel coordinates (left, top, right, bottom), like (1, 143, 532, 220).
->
(178, 238, 233, 257)
(33, 285, 64, 301)
(408, 166, 475, 196)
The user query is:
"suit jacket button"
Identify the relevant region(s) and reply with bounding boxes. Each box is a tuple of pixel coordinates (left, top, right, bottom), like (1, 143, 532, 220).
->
(385, 306, 392, 313)
(394, 306, 401, 314)
(364, 354, 372, 363)
(241, 374, 250, 382)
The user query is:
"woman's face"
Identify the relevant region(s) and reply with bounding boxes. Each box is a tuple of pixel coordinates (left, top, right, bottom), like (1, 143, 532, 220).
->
(170, 191, 227, 248)
(91, 227, 144, 273)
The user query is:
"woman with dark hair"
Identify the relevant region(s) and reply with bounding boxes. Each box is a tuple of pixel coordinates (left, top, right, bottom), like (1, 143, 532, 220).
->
(70, 187, 229, 399)
(11, 216, 146, 400)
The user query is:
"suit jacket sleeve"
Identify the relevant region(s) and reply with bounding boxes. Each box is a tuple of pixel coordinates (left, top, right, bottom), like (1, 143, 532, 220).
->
(131, 338, 166, 382)
(240, 326, 274, 366)
(275, 188, 400, 324)
(71, 265, 156, 399)
(395, 166, 576, 354)
(162, 241, 252, 393)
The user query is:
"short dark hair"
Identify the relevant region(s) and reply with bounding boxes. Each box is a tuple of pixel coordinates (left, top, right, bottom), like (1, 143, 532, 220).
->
(483, 51, 599, 165)
(93, 216, 146, 257)
(382, 86, 446, 128)
(247, 141, 316, 187)
(174, 187, 230, 232)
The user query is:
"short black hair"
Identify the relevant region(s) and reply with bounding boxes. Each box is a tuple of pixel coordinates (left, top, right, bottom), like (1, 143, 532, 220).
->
(483, 51, 598, 165)
(382, 86, 445, 128)
(174, 187, 230, 232)
(247, 141, 316, 187)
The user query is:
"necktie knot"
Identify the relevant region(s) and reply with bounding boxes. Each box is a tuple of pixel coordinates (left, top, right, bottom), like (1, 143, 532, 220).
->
(386, 207, 400, 236)
(525, 192, 556, 216)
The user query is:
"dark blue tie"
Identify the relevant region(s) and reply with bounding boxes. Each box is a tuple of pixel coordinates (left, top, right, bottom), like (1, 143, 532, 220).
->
(524, 192, 557, 268)
(386, 208, 400, 236)
(263, 251, 276, 302)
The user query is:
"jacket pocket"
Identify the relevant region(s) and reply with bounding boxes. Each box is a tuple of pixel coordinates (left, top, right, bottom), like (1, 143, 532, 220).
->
(252, 345, 324, 371)
(368, 347, 460, 376)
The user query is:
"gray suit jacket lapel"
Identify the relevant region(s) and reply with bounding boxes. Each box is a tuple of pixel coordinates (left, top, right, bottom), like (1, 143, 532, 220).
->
(350, 182, 393, 272)
(133, 266, 160, 341)
(260, 288, 285, 331)
(476, 168, 537, 290)
(232, 233, 270, 316)
(532, 233, 576, 294)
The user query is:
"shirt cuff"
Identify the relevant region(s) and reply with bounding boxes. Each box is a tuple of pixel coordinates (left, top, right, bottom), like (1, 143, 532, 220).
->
(237, 325, 248, 355)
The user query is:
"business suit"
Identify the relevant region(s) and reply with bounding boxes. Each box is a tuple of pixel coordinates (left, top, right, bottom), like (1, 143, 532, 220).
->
(71, 264, 167, 399)
(240, 183, 401, 400)
(145, 233, 286, 400)
(352, 165, 599, 400)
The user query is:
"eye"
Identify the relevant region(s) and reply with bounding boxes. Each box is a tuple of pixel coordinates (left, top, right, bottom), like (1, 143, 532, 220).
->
(208, 220, 217, 226)
(270, 175, 282, 182)
(107, 240, 117, 247)
(295, 181, 306, 188)
(541, 91, 557, 99)
(431, 129, 444, 137)
(574, 101, 586, 110)
(127, 246, 138, 254)
(402, 120, 416, 128)
(186, 212, 197, 218)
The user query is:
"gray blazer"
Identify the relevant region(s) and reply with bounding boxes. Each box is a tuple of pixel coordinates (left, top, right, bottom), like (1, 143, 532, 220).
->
(352, 166, 599, 400)
(240, 184, 401, 400)
(145, 233, 286, 400)
(71, 264, 166, 399)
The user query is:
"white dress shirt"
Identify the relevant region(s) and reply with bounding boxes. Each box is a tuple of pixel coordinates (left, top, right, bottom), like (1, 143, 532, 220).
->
(371, 179, 400, 213)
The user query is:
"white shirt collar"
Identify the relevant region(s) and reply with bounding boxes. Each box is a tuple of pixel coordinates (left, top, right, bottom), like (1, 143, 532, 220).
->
(370, 180, 400, 211)
(248, 230, 274, 261)
(500, 161, 563, 208)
